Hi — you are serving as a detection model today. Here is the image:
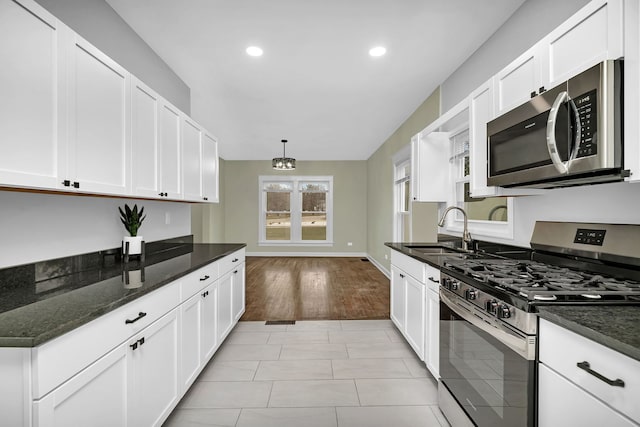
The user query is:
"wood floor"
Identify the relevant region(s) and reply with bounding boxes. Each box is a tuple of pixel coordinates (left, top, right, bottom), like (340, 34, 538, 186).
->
(241, 257, 390, 321)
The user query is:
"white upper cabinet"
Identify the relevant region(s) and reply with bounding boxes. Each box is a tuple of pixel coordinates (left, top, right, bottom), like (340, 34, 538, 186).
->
(493, 44, 543, 117)
(182, 117, 203, 201)
(494, 0, 623, 117)
(0, 0, 65, 190)
(66, 33, 131, 195)
(411, 132, 450, 202)
(159, 101, 182, 199)
(202, 132, 219, 203)
(624, 0, 640, 181)
(541, 0, 623, 87)
(131, 77, 161, 198)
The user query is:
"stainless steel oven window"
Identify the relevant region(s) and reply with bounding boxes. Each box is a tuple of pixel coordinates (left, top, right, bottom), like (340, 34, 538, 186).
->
(439, 294, 535, 427)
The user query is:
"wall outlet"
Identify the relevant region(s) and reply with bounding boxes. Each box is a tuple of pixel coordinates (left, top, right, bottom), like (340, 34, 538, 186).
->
(347, 242, 353, 246)
(165, 212, 171, 225)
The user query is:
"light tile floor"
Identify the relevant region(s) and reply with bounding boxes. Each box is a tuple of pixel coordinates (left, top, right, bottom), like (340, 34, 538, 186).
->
(164, 320, 450, 427)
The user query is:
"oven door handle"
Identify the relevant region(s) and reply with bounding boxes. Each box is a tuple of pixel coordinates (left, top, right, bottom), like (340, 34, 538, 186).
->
(546, 91, 581, 174)
(440, 291, 535, 360)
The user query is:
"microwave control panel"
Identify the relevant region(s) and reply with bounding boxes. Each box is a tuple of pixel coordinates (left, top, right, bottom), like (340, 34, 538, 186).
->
(574, 89, 597, 158)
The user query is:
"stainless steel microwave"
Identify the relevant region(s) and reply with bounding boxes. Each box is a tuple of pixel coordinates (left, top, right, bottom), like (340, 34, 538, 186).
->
(487, 60, 624, 188)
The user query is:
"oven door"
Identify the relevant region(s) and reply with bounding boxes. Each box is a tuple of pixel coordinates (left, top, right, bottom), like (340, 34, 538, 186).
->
(438, 290, 536, 427)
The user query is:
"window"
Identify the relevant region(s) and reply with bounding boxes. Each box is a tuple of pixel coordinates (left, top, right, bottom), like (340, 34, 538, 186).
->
(393, 154, 411, 242)
(259, 176, 333, 246)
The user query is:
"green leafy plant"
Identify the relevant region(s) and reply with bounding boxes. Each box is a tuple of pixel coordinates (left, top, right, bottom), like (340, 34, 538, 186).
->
(119, 204, 146, 237)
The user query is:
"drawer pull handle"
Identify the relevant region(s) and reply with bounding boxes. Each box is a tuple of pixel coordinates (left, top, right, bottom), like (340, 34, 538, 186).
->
(125, 311, 147, 324)
(232, 258, 239, 262)
(576, 361, 625, 387)
(233, 270, 238, 274)
(428, 277, 440, 283)
(200, 275, 210, 281)
(399, 273, 405, 279)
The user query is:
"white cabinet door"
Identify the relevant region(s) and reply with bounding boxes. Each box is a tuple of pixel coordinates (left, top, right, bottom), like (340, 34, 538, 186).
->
(624, 0, 640, 182)
(201, 281, 218, 361)
(411, 132, 450, 202)
(0, 0, 65, 190)
(404, 274, 425, 361)
(67, 34, 130, 195)
(34, 345, 128, 427)
(493, 45, 542, 117)
(538, 364, 636, 427)
(468, 80, 544, 198)
(131, 77, 161, 198)
(159, 101, 182, 199)
(541, 0, 623, 88)
(202, 132, 219, 203)
(232, 262, 246, 322)
(216, 271, 234, 343)
(182, 117, 203, 201)
(128, 309, 180, 427)
(179, 293, 202, 392)
(390, 266, 405, 331)
(425, 288, 439, 379)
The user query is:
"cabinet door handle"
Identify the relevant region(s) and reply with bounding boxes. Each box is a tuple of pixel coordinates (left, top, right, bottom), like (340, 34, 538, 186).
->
(130, 342, 138, 351)
(203, 197, 208, 201)
(125, 311, 147, 324)
(233, 270, 238, 274)
(138, 337, 145, 346)
(576, 361, 625, 387)
(232, 258, 239, 262)
(399, 273, 405, 279)
(428, 277, 440, 283)
(200, 275, 210, 281)
(73, 181, 80, 188)
(62, 180, 71, 187)
(530, 90, 537, 98)
(202, 290, 209, 297)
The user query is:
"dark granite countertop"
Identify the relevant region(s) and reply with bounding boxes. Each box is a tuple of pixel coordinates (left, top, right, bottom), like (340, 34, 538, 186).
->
(537, 306, 640, 362)
(384, 241, 467, 268)
(0, 238, 245, 347)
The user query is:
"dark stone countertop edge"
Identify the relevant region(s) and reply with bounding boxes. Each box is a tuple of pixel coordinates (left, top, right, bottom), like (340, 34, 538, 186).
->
(0, 242, 246, 348)
(384, 242, 459, 268)
(536, 307, 640, 363)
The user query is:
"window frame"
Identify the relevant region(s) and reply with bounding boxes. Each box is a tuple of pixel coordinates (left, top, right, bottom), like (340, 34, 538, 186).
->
(259, 175, 334, 246)
(392, 146, 411, 242)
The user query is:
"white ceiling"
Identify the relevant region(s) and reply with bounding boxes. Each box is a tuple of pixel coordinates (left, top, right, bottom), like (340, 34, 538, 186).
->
(106, 0, 524, 161)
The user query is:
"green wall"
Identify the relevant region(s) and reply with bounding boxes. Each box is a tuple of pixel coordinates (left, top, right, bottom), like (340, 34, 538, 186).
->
(366, 88, 440, 273)
(223, 160, 367, 254)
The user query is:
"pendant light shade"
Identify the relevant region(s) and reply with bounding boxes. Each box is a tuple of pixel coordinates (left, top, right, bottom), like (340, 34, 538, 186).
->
(272, 139, 296, 170)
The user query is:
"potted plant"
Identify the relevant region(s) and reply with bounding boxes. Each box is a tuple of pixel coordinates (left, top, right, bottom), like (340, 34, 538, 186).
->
(119, 204, 146, 255)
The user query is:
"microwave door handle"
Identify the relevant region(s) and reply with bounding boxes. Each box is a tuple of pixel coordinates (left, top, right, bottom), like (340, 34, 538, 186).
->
(546, 91, 570, 174)
(568, 97, 581, 166)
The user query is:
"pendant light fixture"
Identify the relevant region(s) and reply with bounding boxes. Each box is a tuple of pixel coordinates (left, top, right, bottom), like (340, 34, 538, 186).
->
(272, 139, 296, 170)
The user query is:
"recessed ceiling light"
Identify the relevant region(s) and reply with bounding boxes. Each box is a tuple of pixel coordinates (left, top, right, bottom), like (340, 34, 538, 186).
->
(246, 46, 263, 57)
(369, 46, 387, 57)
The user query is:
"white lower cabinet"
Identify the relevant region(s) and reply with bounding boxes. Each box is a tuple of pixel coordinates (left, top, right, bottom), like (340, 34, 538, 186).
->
(128, 309, 180, 427)
(34, 345, 128, 427)
(2, 248, 246, 427)
(390, 251, 426, 361)
(216, 271, 234, 343)
(404, 274, 425, 360)
(538, 319, 640, 426)
(390, 266, 406, 331)
(424, 264, 440, 379)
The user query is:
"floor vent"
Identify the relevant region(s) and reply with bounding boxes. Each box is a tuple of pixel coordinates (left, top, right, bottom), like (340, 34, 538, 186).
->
(265, 320, 296, 325)
(361, 258, 370, 262)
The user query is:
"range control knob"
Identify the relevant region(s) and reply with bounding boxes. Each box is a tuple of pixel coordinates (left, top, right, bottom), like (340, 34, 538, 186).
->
(486, 300, 498, 315)
(465, 289, 478, 300)
(441, 277, 450, 289)
(499, 304, 511, 319)
(450, 281, 459, 291)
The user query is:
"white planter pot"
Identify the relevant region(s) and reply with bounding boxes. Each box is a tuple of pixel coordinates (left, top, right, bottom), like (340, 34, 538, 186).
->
(123, 236, 143, 255)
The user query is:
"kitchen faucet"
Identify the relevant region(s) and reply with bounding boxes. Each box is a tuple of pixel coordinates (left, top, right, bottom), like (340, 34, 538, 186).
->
(438, 206, 472, 252)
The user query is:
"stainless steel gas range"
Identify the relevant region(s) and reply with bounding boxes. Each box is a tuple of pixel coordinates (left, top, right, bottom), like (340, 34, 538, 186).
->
(437, 221, 640, 427)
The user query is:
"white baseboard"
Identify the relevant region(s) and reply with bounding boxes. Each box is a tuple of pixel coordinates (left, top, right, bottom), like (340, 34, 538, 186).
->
(367, 255, 390, 279)
(246, 251, 368, 258)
